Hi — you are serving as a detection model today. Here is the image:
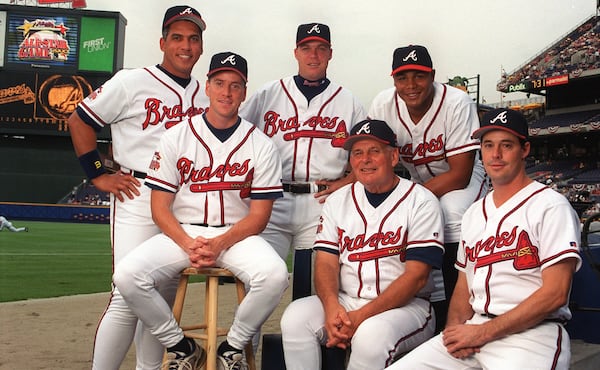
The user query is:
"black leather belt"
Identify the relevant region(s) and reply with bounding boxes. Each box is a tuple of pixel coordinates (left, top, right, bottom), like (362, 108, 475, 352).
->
(481, 313, 565, 324)
(282, 183, 327, 193)
(133, 171, 147, 179)
(190, 223, 227, 228)
(123, 169, 147, 179)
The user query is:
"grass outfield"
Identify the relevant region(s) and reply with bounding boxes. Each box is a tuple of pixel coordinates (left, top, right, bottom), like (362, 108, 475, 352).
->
(0, 221, 112, 302)
(0, 220, 294, 302)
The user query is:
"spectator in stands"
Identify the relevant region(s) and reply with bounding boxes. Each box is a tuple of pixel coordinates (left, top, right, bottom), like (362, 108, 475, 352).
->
(498, 16, 600, 88)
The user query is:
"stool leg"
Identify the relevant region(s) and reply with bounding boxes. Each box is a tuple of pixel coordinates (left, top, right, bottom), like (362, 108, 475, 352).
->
(206, 276, 219, 370)
(173, 274, 190, 323)
(235, 279, 256, 370)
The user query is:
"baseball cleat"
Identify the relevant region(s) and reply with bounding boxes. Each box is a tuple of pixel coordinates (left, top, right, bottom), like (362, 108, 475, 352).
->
(162, 339, 206, 370)
(217, 349, 247, 370)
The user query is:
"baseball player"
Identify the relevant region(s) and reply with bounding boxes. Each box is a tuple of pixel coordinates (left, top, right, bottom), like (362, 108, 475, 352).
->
(113, 52, 289, 370)
(67, 5, 209, 369)
(388, 108, 582, 369)
(239, 22, 367, 299)
(0, 216, 28, 232)
(280, 119, 444, 370)
(368, 45, 488, 331)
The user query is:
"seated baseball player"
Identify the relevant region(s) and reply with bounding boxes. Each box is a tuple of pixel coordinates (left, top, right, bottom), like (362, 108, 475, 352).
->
(112, 52, 289, 370)
(387, 108, 582, 369)
(280, 119, 444, 370)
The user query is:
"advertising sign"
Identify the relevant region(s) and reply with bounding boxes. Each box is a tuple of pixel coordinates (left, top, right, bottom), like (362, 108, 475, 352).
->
(5, 11, 79, 71)
(79, 16, 116, 73)
(546, 75, 569, 87)
(0, 71, 109, 138)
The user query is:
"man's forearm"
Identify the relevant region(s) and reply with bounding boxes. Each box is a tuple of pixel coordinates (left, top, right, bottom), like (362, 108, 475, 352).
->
(446, 272, 474, 327)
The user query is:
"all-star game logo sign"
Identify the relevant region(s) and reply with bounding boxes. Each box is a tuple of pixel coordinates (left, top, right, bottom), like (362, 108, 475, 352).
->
(16, 18, 70, 62)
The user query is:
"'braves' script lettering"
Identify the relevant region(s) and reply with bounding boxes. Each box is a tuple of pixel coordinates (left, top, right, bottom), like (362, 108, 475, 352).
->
(263, 111, 298, 137)
(303, 116, 339, 129)
(176, 158, 250, 185)
(464, 226, 518, 262)
(263, 111, 342, 137)
(338, 226, 404, 254)
(399, 134, 444, 158)
(142, 98, 206, 130)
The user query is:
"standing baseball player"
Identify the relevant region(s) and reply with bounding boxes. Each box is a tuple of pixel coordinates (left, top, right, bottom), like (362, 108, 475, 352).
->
(113, 52, 289, 370)
(280, 119, 444, 370)
(67, 5, 209, 369)
(239, 22, 367, 299)
(368, 45, 487, 331)
(388, 108, 581, 369)
(0, 216, 28, 232)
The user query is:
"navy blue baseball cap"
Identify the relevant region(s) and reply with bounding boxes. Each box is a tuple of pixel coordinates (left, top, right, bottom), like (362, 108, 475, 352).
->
(391, 45, 433, 75)
(207, 52, 248, 82)
(343, 119, 398, 150)
(296, 23, 331, 46)
(163, 5, 206, 32)
(473, 108, 529, 140)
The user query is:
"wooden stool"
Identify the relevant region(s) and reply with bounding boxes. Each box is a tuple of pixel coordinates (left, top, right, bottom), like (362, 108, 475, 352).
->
(170, 267, 256, 370)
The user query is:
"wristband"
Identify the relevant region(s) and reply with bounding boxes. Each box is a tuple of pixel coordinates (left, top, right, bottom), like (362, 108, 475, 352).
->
(78, 149, 107, 180)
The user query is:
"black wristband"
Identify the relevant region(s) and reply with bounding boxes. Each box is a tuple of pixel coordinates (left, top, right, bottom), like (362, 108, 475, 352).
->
(78, 149, 107, 180)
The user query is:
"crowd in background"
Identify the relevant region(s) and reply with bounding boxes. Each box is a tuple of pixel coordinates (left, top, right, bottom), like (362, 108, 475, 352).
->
(498, 15, 600, 89)
(524, 158, 600, 220)
(62, 179, 110, 206)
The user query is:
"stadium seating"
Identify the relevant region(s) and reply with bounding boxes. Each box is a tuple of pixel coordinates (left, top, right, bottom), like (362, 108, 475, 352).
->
(60, 181, 109, 206)
(530, 109, 600, 129)
(498, 15, 599, 89)
(570, 169, 600, 185)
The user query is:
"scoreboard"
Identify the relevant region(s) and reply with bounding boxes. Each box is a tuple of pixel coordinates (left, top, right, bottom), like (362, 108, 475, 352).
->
(0, 4, 126, 138)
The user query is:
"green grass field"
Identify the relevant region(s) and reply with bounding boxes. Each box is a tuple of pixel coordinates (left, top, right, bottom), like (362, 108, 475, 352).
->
(0, 220, 294, 302)
(0, 221, 113, 302)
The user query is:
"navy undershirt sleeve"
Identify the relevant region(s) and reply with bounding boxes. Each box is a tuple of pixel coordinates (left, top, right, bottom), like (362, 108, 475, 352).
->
(406, 246, 443, 270)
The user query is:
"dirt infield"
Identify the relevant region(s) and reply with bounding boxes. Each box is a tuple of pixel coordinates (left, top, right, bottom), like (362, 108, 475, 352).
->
(0, 282, 292, 370)
(4, 283, 600, 370)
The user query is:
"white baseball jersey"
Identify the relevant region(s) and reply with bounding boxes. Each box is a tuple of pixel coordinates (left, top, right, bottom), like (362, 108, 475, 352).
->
(77, 65, 209, 173)
(369, 82, 487, 246)
(314, 178, 444, 300)
(281, 178, 444, 369)
(457, 181, 581, 319)
(369, 82, 483, 184)
(240, 76, 367, 182)
(390, 181, 582, 370)
(144, 114, 283, 223)
(113, 113, 288, 354)
(76, 65, 209, 370)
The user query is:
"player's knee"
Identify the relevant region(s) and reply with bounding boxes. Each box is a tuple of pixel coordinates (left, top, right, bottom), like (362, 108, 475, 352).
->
(256, 258, 289, 288)
(351, 320, 398, 360)
(281, 299, 311, 334)
(112, 267, 130, 294)
(352, 320, 387, 349)
(113, 262, 144, 295)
